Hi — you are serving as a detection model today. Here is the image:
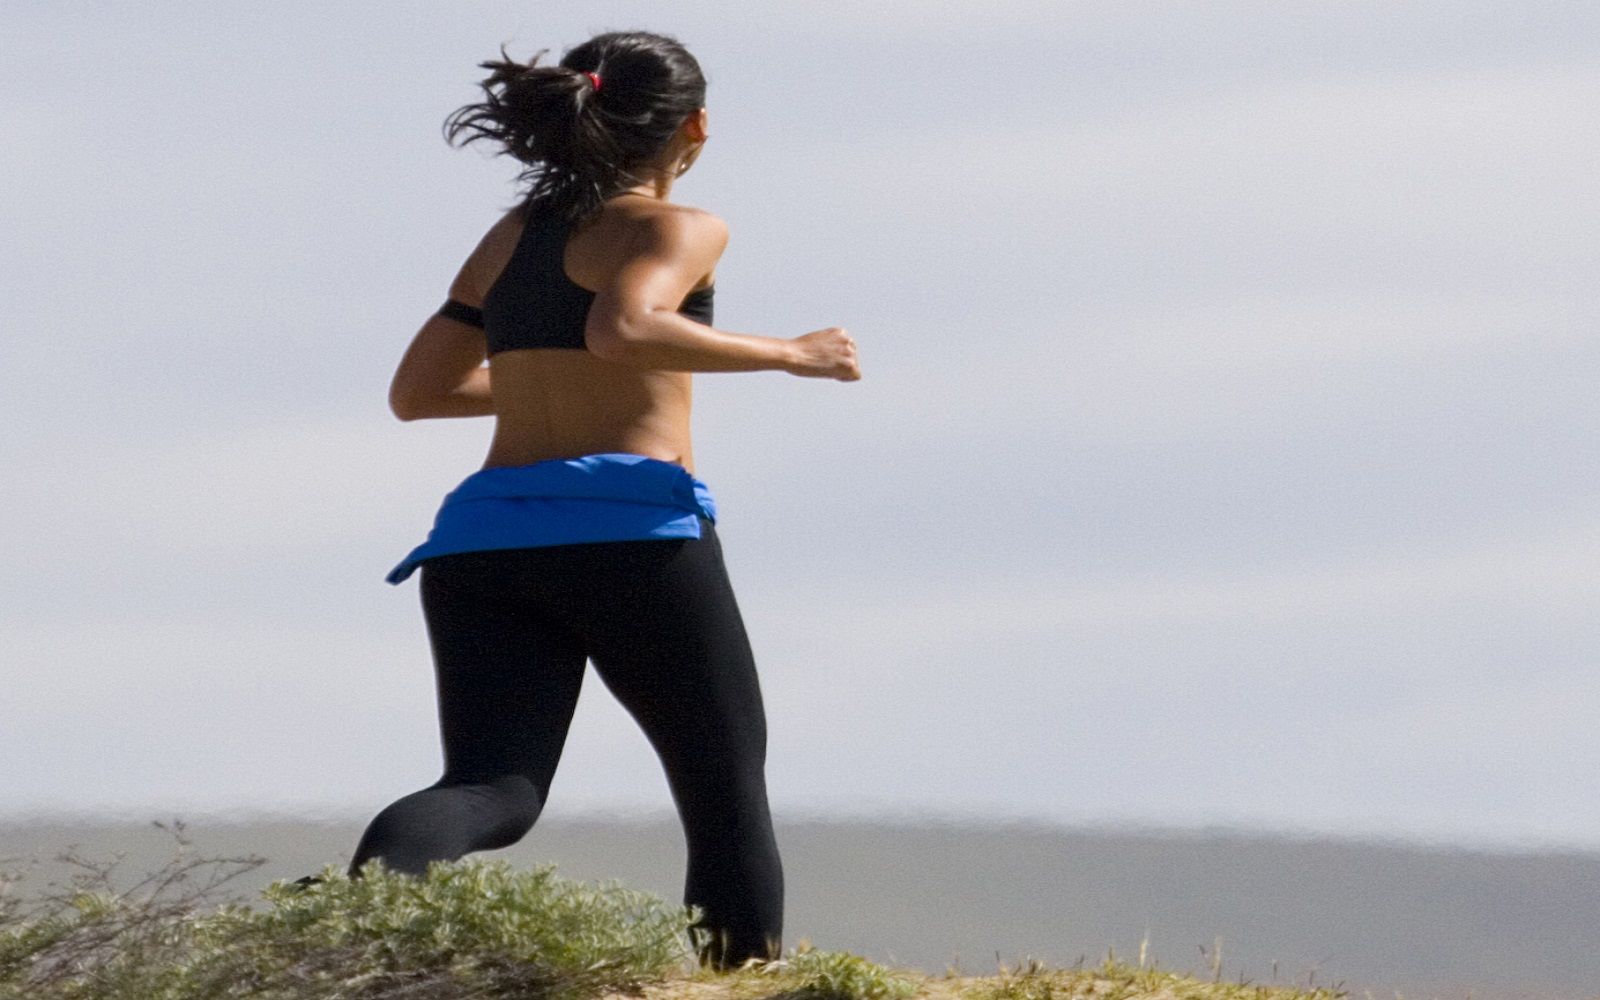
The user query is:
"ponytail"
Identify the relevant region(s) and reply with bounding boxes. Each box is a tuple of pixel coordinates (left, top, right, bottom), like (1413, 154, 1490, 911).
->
(443, 32, 708, 228)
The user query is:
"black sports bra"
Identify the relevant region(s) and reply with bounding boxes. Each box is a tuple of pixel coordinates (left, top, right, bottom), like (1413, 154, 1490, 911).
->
(436, 199, 714, 354)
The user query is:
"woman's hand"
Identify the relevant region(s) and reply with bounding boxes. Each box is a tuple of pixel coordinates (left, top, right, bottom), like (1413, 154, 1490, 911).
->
(784, 327, 860, 381)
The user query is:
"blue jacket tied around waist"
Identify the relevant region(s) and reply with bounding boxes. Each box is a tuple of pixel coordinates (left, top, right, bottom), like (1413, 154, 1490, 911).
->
(386, 452, 718, 584)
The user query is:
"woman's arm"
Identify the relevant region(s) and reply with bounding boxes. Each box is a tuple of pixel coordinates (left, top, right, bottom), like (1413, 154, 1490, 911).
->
(388, 268, 494, 421)
(584, 210, 801, 373)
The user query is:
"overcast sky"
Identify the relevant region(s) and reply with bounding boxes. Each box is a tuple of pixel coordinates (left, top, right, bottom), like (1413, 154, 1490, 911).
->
(2, 1, 1596, 852)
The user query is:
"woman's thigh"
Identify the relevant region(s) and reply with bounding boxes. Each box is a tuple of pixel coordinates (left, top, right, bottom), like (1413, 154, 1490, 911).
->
(571, 522, 769, 783)
(418, 549, 590, 786)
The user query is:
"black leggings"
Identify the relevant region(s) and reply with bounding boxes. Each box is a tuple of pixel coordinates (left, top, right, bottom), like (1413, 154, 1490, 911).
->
(348, 517, 783, 967)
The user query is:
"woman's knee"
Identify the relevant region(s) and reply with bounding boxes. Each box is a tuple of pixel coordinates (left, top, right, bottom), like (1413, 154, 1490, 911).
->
(433, 772, 545, 848)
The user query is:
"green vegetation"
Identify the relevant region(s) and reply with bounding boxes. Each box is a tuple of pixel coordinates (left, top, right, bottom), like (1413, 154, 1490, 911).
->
(700, 941, 921, 1000)
(0, 822, 1345, 1000)
(959, 955, 1345, 1000)
(1, 822, 693, 999)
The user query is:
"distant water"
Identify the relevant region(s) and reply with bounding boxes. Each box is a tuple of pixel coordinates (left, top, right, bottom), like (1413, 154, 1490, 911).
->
(3, 812, 1596, 1000)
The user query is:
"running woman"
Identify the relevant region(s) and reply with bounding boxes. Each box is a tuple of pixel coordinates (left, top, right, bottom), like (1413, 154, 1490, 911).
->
(347, 29, 859, 970)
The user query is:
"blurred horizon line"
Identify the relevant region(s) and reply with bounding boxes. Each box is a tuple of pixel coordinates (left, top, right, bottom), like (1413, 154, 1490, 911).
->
(5, 803, 1596, 859)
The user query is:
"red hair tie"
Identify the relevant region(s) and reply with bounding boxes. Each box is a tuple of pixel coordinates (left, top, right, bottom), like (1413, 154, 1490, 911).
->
(584, 71, 602, 92)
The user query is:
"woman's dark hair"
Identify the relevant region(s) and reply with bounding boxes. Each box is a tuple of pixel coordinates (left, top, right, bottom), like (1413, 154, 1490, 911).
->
(442, 30, 707, 228)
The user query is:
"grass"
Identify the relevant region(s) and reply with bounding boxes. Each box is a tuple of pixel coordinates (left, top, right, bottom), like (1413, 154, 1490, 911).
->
(680, 948, 1344, 1000)
(0, 821, 1346, 1000)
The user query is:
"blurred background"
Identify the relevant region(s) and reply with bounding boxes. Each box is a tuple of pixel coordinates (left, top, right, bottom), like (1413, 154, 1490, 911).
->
(2, 3, 1596, 999)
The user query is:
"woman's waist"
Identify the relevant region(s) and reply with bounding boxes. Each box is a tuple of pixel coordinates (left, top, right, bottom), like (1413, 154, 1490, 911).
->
(442, 451, 714, 517)
(385, 452, 714, 586)
(483, 436, 694, 477)
(482, 440, 692, 476)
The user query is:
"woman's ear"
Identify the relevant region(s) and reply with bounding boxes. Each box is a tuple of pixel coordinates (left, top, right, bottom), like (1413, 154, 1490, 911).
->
(684, 107, 709, 143)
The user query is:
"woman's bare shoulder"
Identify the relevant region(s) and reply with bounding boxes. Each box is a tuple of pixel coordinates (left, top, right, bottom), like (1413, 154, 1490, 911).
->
(609, 196, 726, 239)
(631, 206, 727, 272)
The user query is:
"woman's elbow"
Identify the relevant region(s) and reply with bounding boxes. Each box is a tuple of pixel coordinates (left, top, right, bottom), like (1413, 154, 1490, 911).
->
(388, 382, 426, 421)
(585, 315, 645, 362)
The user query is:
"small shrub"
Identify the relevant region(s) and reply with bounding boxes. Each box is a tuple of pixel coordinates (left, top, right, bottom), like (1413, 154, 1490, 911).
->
(0, 824, 699, 1000)
(741, 943, 919, 1000)
(199, 858, 697, 998)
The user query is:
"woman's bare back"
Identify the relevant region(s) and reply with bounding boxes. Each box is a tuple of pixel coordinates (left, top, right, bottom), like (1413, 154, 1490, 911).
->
(462, 195, 719, 474)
